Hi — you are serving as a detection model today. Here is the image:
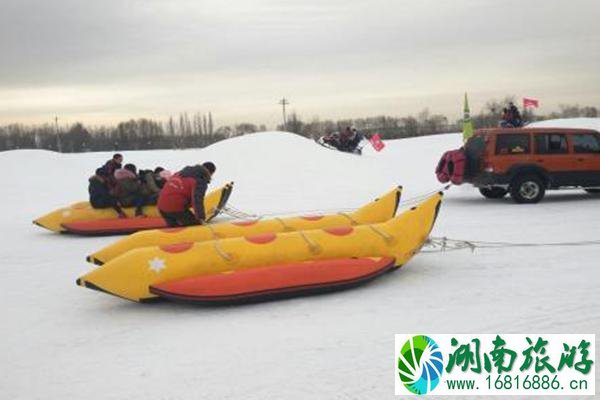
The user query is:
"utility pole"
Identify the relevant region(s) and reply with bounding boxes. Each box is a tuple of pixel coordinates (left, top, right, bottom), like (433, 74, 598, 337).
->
(278, 98, 289, 131)
(54, 116, 62, 152)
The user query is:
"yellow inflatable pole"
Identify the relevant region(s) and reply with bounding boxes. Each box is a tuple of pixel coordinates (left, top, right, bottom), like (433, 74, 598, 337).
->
(33, 182, 233, 233)
(77, 192, 442, 302)
(88, 187, 402, 265)
(463, 92, 474, 143)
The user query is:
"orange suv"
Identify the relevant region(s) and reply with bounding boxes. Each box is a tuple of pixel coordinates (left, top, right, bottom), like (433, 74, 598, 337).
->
(460, 128, 600, 203)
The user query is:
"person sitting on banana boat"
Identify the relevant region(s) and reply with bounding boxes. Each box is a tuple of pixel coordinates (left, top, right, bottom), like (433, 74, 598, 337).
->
(138, 167, 170, 205)
(88, 167, 127, 218)
(102, 153, 123, 191)
(113, 164, 147, 217)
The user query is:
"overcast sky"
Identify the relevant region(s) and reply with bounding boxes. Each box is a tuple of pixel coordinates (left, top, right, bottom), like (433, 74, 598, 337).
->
(1, 0, 599, 127)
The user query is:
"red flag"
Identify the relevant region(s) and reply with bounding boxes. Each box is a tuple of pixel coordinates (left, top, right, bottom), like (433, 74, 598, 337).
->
(369, 133, 385, 152)
(523, 97, 540, 109)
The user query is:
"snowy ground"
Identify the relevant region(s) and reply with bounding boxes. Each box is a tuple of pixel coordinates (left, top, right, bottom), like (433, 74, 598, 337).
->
(1, 118, 599, 399)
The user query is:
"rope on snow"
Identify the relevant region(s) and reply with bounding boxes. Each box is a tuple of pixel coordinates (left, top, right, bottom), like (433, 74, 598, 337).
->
(422, 236, 600, 253)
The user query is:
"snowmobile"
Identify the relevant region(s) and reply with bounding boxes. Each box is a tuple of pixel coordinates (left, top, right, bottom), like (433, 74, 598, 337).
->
(316, 131, 365, 155)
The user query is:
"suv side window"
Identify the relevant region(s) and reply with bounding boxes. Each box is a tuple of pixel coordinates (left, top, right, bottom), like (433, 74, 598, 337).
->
(495, 134, 530, 155)
(573, 134, 600, 153)
(535, 134, 568, 154)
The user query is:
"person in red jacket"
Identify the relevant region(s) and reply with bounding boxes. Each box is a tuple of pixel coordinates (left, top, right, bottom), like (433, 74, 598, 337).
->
(157, 162, 216, 226)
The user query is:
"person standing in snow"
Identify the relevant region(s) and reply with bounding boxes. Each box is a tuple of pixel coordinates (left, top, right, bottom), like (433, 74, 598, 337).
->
(157, 162, 216, 227)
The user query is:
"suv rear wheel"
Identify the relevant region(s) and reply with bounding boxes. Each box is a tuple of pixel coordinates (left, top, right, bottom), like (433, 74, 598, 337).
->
(479, 187, 508, 199)
(510, 174, 546, 204)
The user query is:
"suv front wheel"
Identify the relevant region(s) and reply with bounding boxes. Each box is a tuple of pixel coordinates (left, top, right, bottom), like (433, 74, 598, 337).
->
(510, 174, 546, 204)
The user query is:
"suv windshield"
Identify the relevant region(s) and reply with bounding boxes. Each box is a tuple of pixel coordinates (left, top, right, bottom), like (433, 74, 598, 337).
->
(495, 134, 530, 155)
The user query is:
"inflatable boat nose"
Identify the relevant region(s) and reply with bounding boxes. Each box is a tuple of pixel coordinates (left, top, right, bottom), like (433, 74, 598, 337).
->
(85, 255, 104, 266)
(32, 219, 49, 230)
(77, 277, 133, 301)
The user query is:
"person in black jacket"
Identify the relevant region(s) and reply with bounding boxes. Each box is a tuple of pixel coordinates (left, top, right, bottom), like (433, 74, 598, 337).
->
(508, 102, 523, 127)
(89, 167, 126, 218)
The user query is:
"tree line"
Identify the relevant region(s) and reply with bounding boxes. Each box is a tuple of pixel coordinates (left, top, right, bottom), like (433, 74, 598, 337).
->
(1, 99, 598, 152)
(0, 112, 266, 152)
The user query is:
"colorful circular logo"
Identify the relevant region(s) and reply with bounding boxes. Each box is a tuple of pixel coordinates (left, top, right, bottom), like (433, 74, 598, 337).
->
(397, 335, 444, 395)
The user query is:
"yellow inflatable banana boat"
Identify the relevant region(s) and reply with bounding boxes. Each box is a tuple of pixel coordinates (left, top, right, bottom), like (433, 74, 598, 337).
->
(77, 191, 442, 304)
(33, 182, 233, 234)
(88, 186, 402, 265)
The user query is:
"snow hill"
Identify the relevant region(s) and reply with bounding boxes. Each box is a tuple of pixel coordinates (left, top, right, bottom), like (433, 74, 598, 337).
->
(1, 118, 599, 399)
